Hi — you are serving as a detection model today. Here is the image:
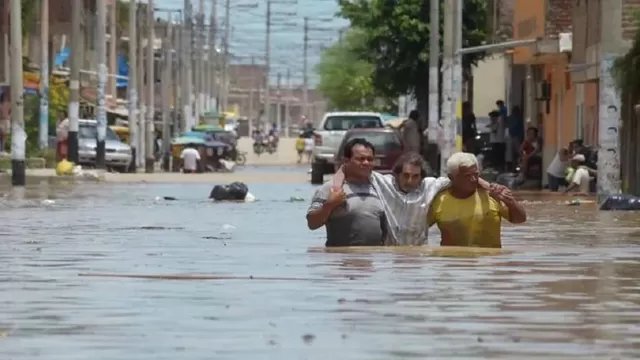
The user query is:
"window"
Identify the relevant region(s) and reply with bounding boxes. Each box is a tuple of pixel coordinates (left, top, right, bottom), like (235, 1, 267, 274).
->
(323, 116, 383, 130)
(79, 124, 121, 141)
(344, 132, 402, 153)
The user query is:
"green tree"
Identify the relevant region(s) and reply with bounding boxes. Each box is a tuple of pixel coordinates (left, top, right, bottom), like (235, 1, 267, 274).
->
(316, 29, 378, 110)
(337, 0, 489, 119)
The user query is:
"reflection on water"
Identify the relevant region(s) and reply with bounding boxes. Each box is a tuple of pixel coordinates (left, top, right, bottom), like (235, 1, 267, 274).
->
(0, 180, 639, 359)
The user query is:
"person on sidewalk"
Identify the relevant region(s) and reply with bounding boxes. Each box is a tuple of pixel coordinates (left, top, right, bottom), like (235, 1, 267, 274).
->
(563, 154, 593, 196)
(180, 145, 201, 174)
(489, 110, 506, 170)
(546, 147, 570, 191)
(428, 152, 527, 248)
(402, 110, 421, 154)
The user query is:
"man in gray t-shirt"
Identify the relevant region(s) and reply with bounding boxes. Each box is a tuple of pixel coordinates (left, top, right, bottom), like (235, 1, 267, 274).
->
(307, 181, 385, 247)
(306, 138, 386, 247)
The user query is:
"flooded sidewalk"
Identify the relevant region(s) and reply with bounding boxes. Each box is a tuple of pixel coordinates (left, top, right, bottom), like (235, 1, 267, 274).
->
(0, 177, 639, 359)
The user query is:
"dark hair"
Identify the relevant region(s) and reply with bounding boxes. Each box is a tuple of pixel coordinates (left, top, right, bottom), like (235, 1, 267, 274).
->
(392, 152, 429, 178)
(571, 139, 584, 147)
(343, 138, 375, 158)
(489, 110, 500, 118)
(496, 100, 504, 106)
(408, 110, 419, 121)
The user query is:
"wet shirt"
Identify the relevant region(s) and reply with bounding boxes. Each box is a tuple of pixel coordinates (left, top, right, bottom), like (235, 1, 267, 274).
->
(427, 189, 509, 248)
(307, 181, 385, 247)
(370, 173, 450, 245)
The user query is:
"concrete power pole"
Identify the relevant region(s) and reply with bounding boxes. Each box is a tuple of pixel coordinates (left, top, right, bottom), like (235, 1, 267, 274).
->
(276, 72, 281, 131)
(195, 0, 205, 118)
(452, 0, 463, 153)
(161, 18, 173, 171)
(127, 0, 138, 172)
(145, 0, 155, 173)
(264, 0, 271, 127)
(597, 0, 623, 203)
(427, 0, 439, 146)
(208, 0, 218, 112)
(68, 0, 81, 164)
(96, 0, 107, 169)
(302, 16, 308, 119)
(137, 4, 146, 167)
(172, 21, 180, 137)
(10, 0, 25, 185)
(285, 68, 290, 137)
(182, 0, 193, 131)
(39, 0, 49, 150)
(221, 0, 230, 112)
(440, 0, 455, 176)
(109, 1, 117, 99)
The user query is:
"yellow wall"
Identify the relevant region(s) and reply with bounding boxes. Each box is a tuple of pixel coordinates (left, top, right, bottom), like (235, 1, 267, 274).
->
(512, 0, 545, 64)
(540, 58, 575, 150)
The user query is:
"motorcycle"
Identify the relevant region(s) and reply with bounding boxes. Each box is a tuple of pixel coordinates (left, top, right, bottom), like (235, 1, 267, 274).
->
(253, 139, 276, 155)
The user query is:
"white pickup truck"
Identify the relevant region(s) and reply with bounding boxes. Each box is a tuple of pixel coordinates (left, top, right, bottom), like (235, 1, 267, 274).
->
(310, 111, 385, 184)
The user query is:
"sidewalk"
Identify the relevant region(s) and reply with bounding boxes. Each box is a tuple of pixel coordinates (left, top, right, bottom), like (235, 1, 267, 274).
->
(0, 168, 313, 185)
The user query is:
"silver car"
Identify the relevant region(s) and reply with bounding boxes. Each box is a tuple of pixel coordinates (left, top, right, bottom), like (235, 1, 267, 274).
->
(78, 119, 132, 172)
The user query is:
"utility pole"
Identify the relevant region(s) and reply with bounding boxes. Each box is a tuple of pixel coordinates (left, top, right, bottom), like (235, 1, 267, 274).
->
(161, 19, 172, 170)
(285, 68, 290, 137)
(427, 0, 439, 145)
(127, 0, 138, 172)
(597, 0, 623, 203)
(302, 16, 308, 118)
(276, 72, 281, 131)
(39, 0, 49, 150)
(109, 0, 117, 99)
(208, 0, 218, 112)
(137, 4, 146, 167)
(172, 21, 181, 137)
(264, 0, 271, 127)
(68, 0, 81, 163)
(452, 0, 463, 153)
(248, 56, 255, 135)
(440, 0, 455, 176)
(221, 0, 230, 112)
(96, 0, 107, 170)
(182, 0, 193, 131)
(145, 0, 155, 173)
(195, 0, 205, 118)
(10, 0, 25, 185)
(161, 17, 173, 171)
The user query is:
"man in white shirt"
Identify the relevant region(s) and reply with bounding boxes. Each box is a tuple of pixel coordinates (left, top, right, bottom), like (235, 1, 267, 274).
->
(180, 146, 201, 173)
(489, 110, 506, 170)
(564, 154, 591, 195)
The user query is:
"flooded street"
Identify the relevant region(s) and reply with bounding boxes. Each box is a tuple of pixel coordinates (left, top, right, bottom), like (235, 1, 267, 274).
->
(1, 168, 640, 359)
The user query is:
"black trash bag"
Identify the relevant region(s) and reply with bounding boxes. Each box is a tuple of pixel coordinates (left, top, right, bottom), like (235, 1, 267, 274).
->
(599, 194, 640, 211)
(227, 182, 248, 200)
(496, 172, 518, 189)
(209, 182, 249, 201)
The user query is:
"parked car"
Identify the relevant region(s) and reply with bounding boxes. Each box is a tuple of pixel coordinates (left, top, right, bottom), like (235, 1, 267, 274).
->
(310, 111, 385, 184)
(78, 119, 132, 172)
(333, 127, 404, 175)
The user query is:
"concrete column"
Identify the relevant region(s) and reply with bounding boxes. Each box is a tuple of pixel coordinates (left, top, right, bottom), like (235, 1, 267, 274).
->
(597, 0, 624, 202)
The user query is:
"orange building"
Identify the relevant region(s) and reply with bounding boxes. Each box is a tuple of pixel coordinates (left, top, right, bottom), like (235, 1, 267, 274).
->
(511, 0, 574, 185)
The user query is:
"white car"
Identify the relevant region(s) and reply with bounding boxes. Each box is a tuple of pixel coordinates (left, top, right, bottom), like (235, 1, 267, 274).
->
(310, 111, 384, 184)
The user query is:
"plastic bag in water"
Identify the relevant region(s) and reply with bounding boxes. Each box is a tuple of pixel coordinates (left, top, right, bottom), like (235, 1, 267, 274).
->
(209, 182, 249, 201)
(599, 194, 640, 211)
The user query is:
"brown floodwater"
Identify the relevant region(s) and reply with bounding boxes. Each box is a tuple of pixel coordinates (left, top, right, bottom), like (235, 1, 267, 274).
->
(0, 176, 639, 359)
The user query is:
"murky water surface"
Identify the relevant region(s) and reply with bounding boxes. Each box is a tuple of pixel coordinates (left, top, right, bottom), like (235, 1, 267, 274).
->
(1, 172, 640, 359)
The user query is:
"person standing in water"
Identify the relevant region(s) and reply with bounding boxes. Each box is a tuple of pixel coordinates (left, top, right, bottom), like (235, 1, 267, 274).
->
(306, 138, 386, 247)
(333, 152, 506, 245)
(428, 152, 526, 248)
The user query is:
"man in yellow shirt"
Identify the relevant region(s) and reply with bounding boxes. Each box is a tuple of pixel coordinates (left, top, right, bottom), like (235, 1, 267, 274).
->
(427, 152, 527, 248)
